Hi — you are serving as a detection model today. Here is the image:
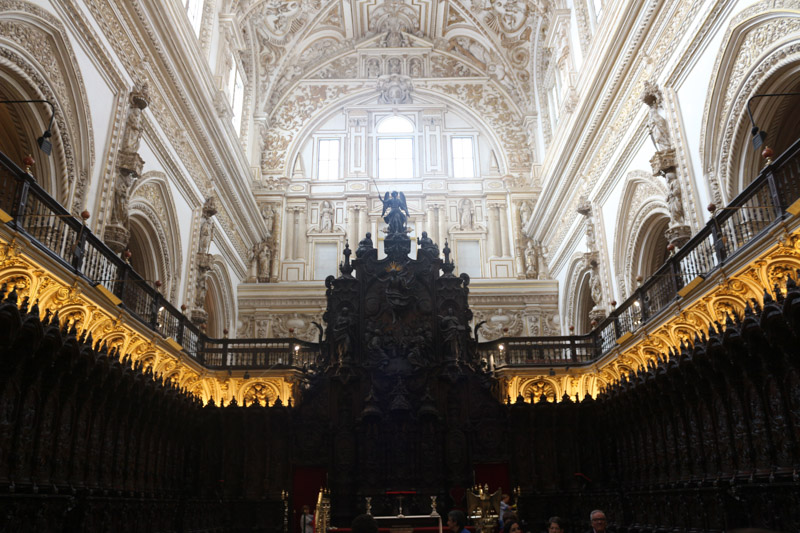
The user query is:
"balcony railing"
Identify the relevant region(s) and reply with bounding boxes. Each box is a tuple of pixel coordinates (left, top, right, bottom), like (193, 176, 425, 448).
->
(0, 138, 798, 370)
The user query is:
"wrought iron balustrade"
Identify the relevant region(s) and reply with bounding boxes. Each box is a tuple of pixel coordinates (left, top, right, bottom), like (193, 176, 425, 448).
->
(1, 135, 799, 371)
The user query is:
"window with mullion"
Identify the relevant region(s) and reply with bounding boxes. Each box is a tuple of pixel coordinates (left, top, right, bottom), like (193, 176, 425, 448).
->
(378, 138, 413, 179)
(318, 139, 340, 180)
(451, 137, 476, 178)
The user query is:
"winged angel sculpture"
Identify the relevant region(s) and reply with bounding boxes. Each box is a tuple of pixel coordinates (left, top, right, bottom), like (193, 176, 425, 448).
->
(380, 191, 410, 234)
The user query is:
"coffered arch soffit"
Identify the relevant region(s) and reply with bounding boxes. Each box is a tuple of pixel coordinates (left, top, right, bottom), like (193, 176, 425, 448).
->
(699, 1, 800, 203)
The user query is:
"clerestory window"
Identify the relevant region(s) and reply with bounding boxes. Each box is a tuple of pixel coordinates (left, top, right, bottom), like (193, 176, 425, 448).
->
(317, 139, 340, 180)
(184, 0, 204, 36)
(377, 116, 414, 179)
(451, 137, 476, 178)
(228, 61, 244, 133)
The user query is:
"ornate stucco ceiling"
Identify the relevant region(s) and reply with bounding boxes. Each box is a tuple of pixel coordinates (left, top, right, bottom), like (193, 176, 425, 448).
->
(233, 0, 547, 181)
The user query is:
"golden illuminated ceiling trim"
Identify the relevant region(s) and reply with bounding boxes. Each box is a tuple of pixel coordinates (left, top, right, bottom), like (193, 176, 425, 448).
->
(0, 230, 295, 406)
(502, 226, 800, 403)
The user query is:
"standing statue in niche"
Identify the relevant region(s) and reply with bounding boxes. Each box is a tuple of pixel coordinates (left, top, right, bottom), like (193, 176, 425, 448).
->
(262, 203, 275, 236)
(459, 199, 475, 230)
(524, 240, 538, 279)
(367, 58, 380, 78)
(518, 200, 532, 228)
(252, 240, 271, 282)
(381, 191, 409, 234)
(319, 200, 334, 232)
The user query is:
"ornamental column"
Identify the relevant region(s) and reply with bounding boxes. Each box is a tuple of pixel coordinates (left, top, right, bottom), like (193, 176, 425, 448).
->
(296, 206, 307, 260)
(358, 205, 368, 242)
(499, 204, 511, 257)
(488, 203, 502, 257)
(285, 208, 296, 260)
(348, 206, 358, 243)
(437, 205, 448, 248)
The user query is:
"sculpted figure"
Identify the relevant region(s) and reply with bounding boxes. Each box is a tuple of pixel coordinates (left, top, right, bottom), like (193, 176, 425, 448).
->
(439, 307, 464, 362)
(256, 241, 271, 282)
(417, 231, 439, 257)
(367, 59, 380, 78)
(198, 218, 214, 254)
(262, 204, 275, 235)
(356, 232, 374, 258)
(334, 306, 354, 362)
(524, 240, 537, 278)
(381, 191, 409, 234)
(519, 201, 532, 228)
(319, 200, 334, 232)
(459, 199, 475, 230)
(110, 171, 133, 226)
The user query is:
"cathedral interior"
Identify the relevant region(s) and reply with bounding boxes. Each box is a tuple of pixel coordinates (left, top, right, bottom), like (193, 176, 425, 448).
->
(1, 0, 800, 531)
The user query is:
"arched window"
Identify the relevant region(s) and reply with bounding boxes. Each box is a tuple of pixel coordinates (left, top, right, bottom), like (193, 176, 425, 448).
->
(377, 115, 414, 179)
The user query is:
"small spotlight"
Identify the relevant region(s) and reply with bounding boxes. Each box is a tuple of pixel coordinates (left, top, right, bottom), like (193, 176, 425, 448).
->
(634, 300, 641, 307)
(498, 344, 504, 351)
(294, 345, 300, 352)
(37, 130, 52, 156)
(751, 126, 767, 152)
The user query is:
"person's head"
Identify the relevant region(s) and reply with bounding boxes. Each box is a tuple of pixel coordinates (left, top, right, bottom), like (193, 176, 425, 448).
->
(302, 505, 310, 514)
(351, 514, 378, 533)
(447, 510, 466, 532)
(590, 510, 607, 533)
(503, 520, 522, 533)
(548, 516, 565, 533)
(501, 493, 510, 503)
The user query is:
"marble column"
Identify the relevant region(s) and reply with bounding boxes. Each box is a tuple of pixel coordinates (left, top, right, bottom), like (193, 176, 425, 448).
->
(358, 206, 368, 242)
(488, 204, 501, 257)
(285, 208, 295, 260)
(437, 205, 447, 248)
(500, 204, 510, 257)
(348, 206, 358, 243)
(296, 207, 307, 260)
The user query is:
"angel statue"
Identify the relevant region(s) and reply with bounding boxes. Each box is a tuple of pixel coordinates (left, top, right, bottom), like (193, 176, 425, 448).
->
(381, 190, 409, 234)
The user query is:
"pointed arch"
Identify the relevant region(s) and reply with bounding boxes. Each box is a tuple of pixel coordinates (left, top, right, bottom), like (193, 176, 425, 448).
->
(563, 254, 594, 335)
(612, 170, 670, 299)
(0, 2, 94, 211)
(128, 172, 183, 303)
(700, 1, 800, 203)
(204, 256, 236, 338)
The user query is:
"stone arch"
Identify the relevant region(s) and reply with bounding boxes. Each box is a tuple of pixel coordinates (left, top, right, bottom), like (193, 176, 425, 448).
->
(700, 1, 800, 203)
(613, 170, 670, 299)
(239, 380, 280, 407)
(563, 254, 594, 334)
(276, 86, 515, 184)
(204, 256, 236, 338)
(128, 172, 183, 303)
(519, 377, 559, 403)
(0, 2, 94, 211)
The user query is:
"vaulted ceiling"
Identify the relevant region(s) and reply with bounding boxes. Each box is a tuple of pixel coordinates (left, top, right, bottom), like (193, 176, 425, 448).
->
(233, 0, 548, 181)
